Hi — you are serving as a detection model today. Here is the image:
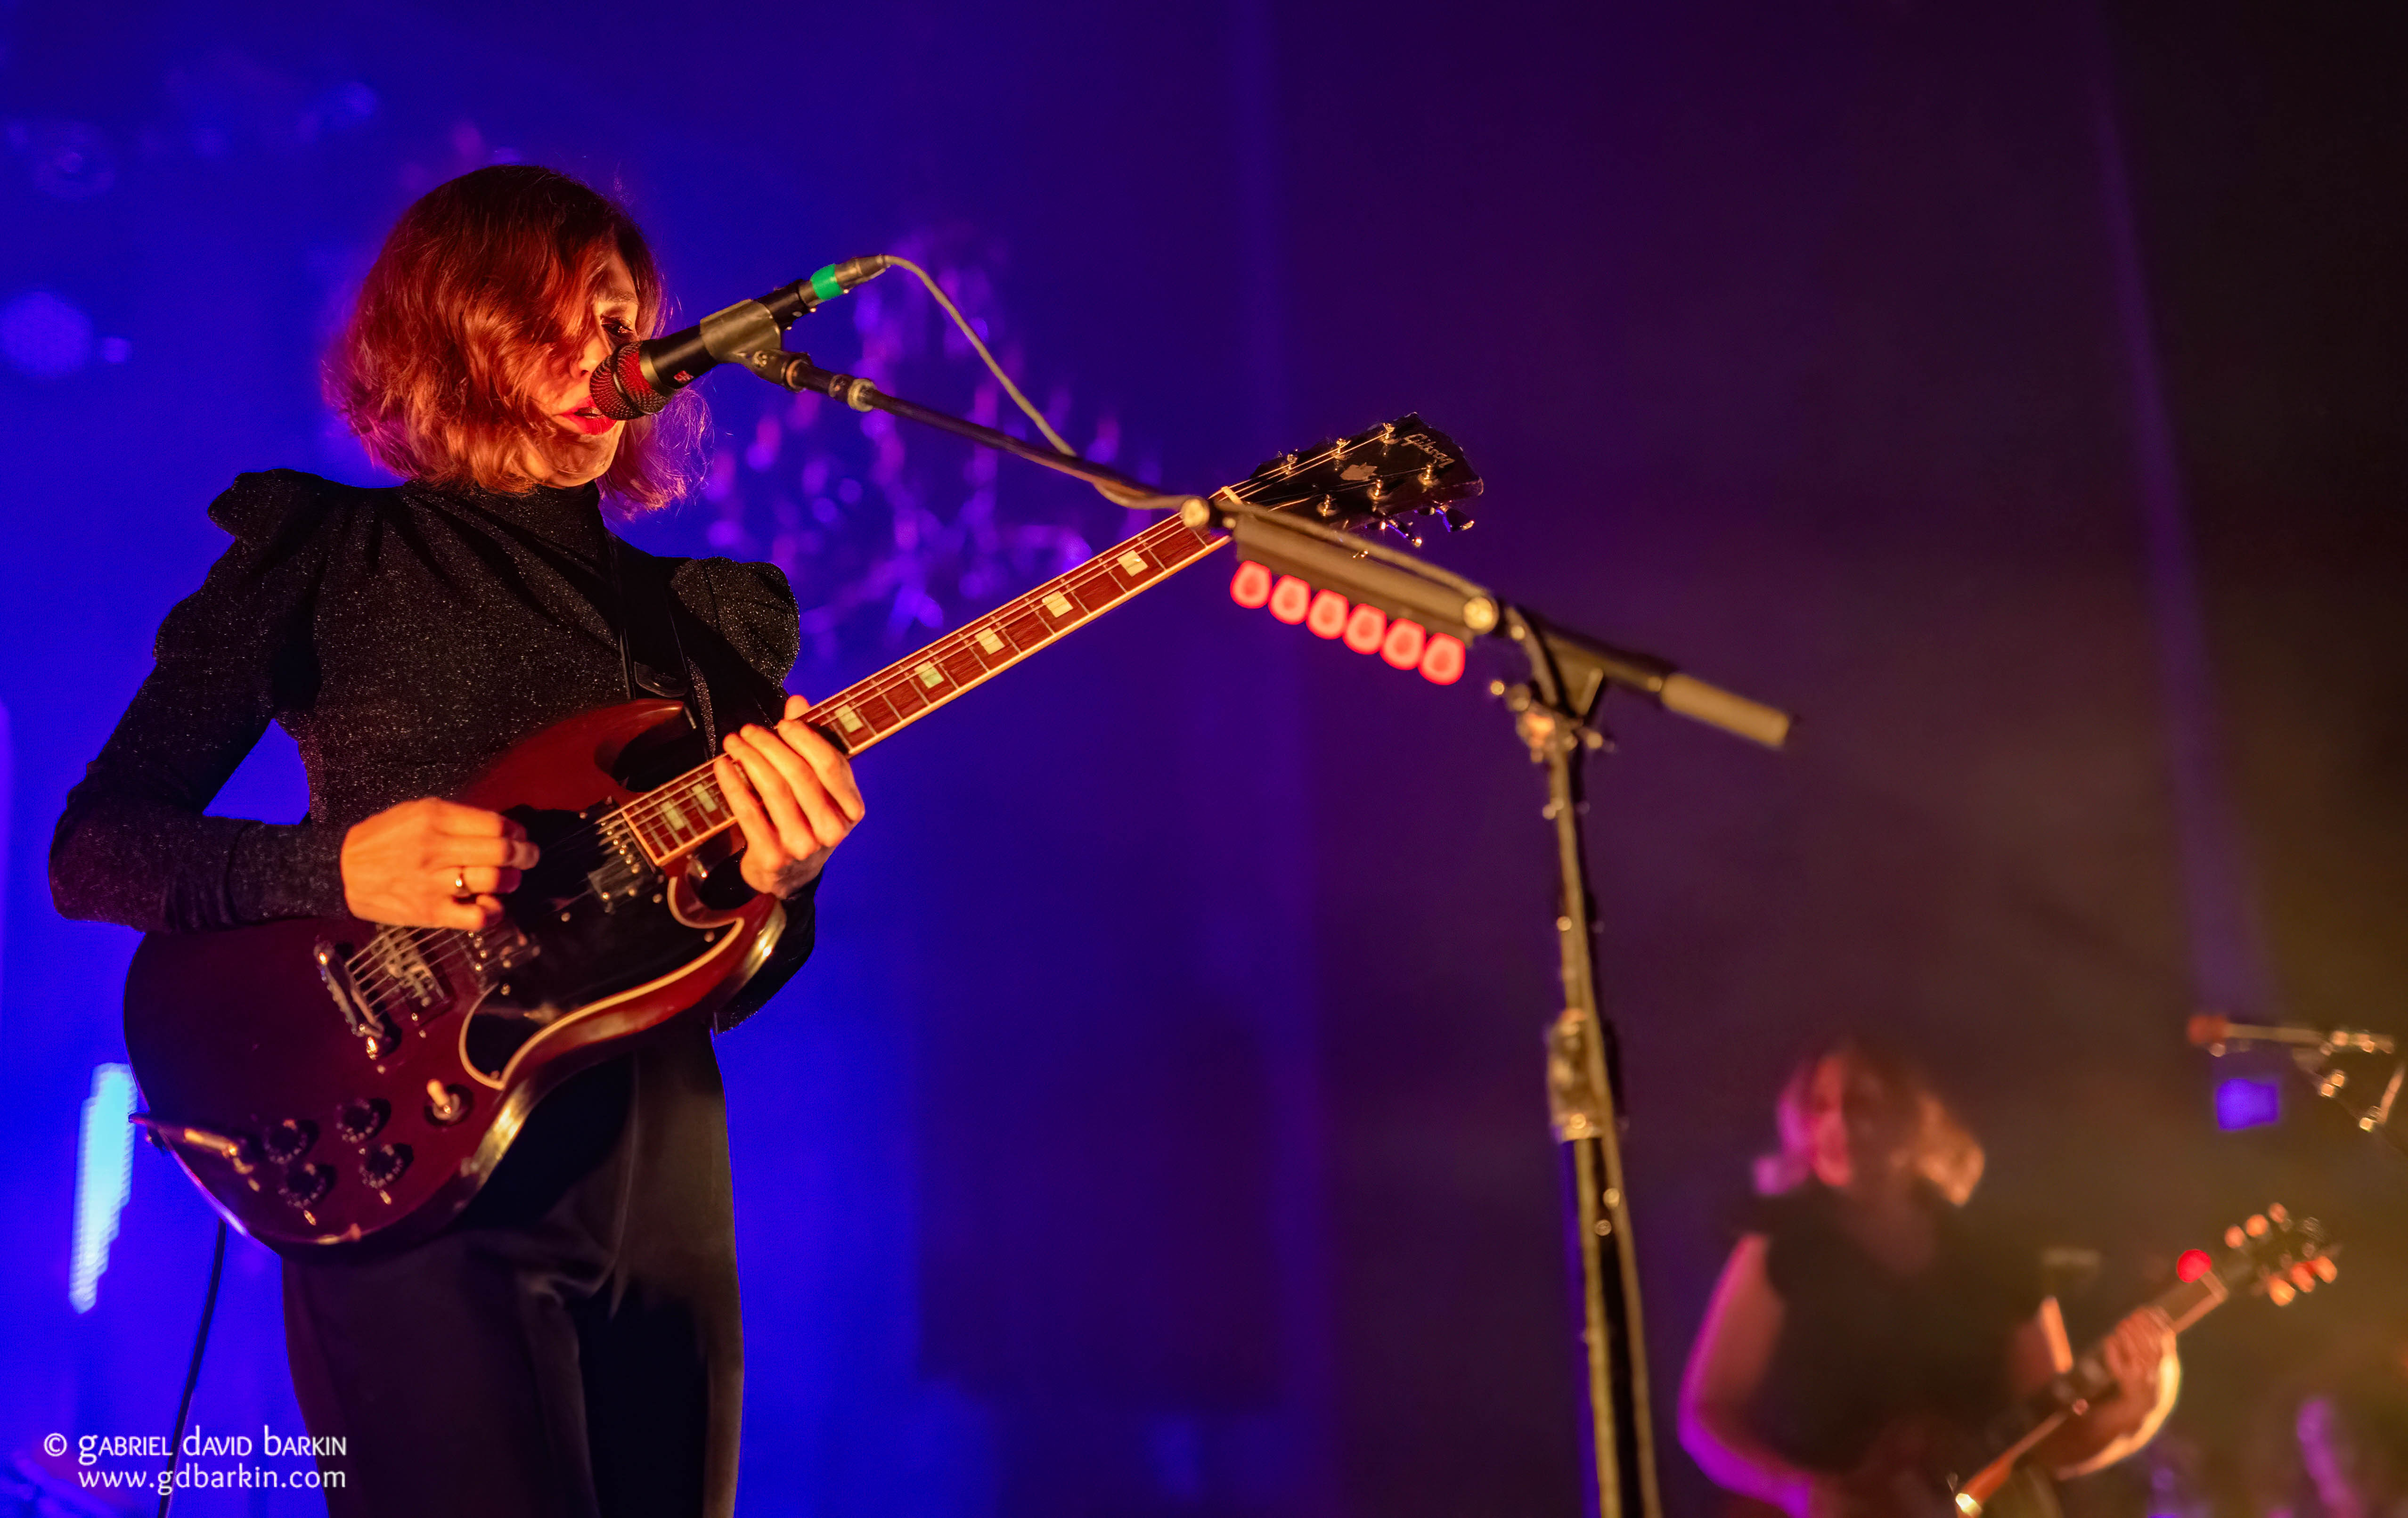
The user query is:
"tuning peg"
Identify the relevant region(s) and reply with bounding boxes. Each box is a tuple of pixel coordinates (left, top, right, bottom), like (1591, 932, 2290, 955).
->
(2312, 1256, 2340, 1283)
(2226, 1224, 2247, 1249)
(2268, 1277, 2298, 1306)
(1440, 506, 1476, 532)
(2270, 1203, 2291, 1226)
(2289, 1263, 2319, 1293)
(2246, 1214, 2271, 1238)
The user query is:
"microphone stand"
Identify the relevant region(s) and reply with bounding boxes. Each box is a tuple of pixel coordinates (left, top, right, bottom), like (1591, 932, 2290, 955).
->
(1505, 604, 1662, 1518)
(2194, 1018, 2408, 1158)
(733, 349, 1792, 1518)
(1187, 501, 1790, 1518)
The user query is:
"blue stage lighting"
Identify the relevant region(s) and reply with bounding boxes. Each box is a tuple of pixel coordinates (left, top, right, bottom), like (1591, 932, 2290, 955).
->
(2214, 1076, 2281, 1132)
(70, 1063, 137, 1312)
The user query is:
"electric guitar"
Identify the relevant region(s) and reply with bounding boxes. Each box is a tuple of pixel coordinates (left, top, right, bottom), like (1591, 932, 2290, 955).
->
(124, 415, 1480, 1252)
(1725, 1206, 2337, 1518)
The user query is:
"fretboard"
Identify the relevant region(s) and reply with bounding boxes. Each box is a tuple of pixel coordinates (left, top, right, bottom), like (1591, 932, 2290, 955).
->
(616, 511, 1227, 864)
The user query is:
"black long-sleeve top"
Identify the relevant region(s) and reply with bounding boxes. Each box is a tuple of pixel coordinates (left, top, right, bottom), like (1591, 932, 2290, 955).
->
(50, 467, 814, 1026)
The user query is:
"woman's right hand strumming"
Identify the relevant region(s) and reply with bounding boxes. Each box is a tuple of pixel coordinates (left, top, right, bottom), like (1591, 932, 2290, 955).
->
(341, 798, 540, 930)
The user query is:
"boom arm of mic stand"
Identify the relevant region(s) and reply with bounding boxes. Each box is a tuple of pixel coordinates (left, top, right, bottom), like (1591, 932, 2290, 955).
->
(1198, 500, 1796, 750)
(740, 349, 1194, 511)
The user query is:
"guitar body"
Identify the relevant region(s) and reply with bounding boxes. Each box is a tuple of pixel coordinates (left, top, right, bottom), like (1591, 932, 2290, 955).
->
(122, 699, 785, 1255)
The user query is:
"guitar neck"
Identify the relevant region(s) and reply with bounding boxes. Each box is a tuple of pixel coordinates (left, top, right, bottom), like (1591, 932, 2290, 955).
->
(618, 510, 1227, 864)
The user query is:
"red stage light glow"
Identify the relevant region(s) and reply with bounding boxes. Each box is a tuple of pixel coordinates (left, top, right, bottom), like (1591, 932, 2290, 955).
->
(1342, 603, 1387, 654)
(1267, 575, 1311, 624)
(1229, 560, 1272, 608)
(1380, 619, 1427, 669)
(1419, 633, 1466, 685)
(2175, 1248, 2212, 1283)
(1306, 588, 1349, 638)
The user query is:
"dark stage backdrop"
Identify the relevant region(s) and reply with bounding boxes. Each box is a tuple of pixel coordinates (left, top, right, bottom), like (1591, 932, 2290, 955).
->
(0, 2, 2398, 1516)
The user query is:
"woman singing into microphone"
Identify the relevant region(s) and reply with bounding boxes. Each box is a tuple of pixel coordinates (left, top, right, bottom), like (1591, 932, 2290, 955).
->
(50, 165, 859, 1517)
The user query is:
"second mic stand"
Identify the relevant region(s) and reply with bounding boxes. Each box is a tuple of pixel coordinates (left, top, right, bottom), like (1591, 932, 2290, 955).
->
(1504, 605, 1662, 1518)
(2196, 1018, 2408, 1157)
(1199, 497, 1790, 1518)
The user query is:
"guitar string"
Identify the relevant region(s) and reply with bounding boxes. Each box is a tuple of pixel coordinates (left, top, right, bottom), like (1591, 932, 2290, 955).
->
(341, 433, 1456, 1006)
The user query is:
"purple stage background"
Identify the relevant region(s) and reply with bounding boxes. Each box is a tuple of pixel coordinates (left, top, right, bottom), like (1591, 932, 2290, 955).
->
(1, 2, 2401, 1515)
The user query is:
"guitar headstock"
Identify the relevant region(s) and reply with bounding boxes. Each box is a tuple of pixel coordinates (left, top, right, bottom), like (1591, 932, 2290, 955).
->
(2184, 1204, 2337, 1306)
(1230, 414, 1482, 542)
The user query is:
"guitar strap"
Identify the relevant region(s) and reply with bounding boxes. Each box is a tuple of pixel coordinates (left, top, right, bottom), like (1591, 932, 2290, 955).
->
(606, 533, 715, 753)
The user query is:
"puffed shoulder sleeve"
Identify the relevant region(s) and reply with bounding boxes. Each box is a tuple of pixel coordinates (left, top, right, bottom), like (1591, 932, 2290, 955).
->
(669, 556, 801, 690)
(50, 470, 353, 933)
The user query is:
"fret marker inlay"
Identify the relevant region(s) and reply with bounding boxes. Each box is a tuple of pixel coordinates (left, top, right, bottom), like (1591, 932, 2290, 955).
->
(977, 628, 1004, 654)
(916, 661, 944, 688)
(1118, 551, 1147, 575)
(1044, 592, 1073, 617)
(834, 705, 865, 733)
(662, 800, 688, 831)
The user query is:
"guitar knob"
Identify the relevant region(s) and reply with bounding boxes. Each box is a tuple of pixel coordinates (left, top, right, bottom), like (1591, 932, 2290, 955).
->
(360, 1143, 412, 1191)
(424, 1081, 471, 1126)
(278, 1163, 333, 1208)
(262, 1118, 318, 1164)
(336, 1098, 390, 1144)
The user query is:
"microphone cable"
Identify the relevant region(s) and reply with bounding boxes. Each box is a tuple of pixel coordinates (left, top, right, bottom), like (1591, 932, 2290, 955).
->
(865, 256, 1155, 508)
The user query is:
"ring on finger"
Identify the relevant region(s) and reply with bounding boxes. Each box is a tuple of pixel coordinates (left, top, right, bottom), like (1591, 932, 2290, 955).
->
(452, 866, 471, 900)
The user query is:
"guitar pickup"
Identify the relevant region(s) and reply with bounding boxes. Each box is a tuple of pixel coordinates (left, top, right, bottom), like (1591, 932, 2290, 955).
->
(584, 817, 659, 910)
(356, 930, 449, 1018)
(468, 921, 538, 979)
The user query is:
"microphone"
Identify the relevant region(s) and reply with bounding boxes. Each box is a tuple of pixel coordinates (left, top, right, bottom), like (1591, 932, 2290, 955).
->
(589, 256, 894, 420)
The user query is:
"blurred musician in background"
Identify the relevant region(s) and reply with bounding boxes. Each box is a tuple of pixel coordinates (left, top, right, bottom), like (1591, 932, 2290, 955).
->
(1678, 1039, 2180, 1518)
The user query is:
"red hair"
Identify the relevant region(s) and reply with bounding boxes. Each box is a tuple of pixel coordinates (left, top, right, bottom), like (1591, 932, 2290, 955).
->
(325, 165, 703, 508)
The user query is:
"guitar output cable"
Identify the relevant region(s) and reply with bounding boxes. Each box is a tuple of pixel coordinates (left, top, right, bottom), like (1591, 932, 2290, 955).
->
(157, 1218, 229, 1518)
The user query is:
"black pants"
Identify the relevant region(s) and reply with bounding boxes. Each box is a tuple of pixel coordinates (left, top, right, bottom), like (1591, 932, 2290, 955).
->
(282, 1021, 742, 1518)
